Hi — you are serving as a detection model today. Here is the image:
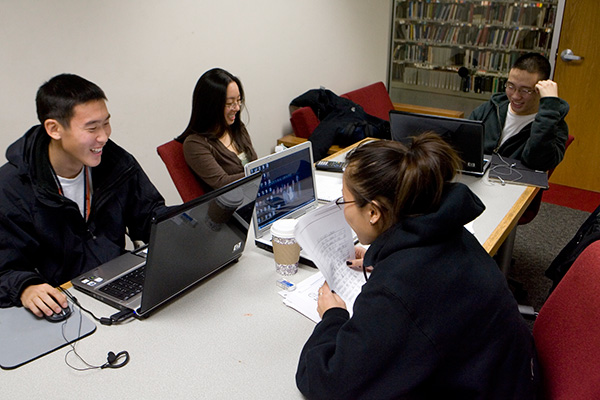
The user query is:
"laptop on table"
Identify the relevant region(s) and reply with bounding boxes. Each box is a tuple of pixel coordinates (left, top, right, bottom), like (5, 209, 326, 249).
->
(389, 110, 491, 176)
(244, 142, 320, 267)
(72, 173, 261, 318)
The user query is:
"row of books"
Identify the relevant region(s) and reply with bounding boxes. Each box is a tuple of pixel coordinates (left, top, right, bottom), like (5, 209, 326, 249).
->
(473, 26, 552, 50)
(394, 45, 537, 73)
(400, 66, 465, 91)
(398, 2, 557, 28)
(396, 66, 507, 94)
(462, 49, 527, 72)
(395, 22, 553, 51)
(394, 45, 460, 66)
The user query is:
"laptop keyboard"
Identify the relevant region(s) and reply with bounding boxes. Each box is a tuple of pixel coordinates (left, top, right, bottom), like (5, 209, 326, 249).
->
(99, 266, 146, 301)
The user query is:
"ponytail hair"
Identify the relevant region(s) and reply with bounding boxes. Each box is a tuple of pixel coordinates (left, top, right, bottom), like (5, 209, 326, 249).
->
(344, 134, 462, 229)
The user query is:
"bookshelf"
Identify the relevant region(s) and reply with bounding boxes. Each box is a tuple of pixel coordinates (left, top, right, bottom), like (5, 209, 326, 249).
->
(388, 0, 565, 114)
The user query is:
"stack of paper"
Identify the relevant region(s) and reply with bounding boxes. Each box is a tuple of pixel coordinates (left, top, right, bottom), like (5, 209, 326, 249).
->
(280, 204, 367, 322)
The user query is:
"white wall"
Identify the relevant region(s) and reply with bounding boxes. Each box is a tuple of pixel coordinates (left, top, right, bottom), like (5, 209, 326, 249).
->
(0, 0, 391, 205)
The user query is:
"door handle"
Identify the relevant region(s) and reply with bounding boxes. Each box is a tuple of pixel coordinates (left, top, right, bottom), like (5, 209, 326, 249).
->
(560, 49, 584, 62)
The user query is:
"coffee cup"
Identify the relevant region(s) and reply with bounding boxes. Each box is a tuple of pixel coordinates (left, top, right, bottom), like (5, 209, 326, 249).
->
(271, 219, 300, 275)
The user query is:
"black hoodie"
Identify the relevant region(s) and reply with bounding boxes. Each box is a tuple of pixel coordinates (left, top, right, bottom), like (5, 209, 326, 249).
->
(297, 183, 538, 399)
(0, 125, 165, 306)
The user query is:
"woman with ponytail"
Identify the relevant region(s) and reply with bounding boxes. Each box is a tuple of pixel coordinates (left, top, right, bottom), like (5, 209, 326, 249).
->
(296, 134, 539, 399)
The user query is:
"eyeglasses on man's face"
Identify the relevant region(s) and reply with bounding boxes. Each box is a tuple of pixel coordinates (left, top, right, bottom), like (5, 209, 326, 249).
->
(334, 196, 356, 209)
(505, 83, 536, 97)
(225, 99, 243, 110)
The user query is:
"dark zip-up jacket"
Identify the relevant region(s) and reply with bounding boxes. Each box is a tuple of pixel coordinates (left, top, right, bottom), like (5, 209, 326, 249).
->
(0, 125, 166, 306)
(469, 92, 569, 171)
(296, 183, 538, 399)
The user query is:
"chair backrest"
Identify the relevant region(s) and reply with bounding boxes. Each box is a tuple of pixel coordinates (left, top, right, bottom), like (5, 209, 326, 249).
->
(533, 240, 600, 399)
(157, 140, 206, 203)
(341, 81, 394, 121)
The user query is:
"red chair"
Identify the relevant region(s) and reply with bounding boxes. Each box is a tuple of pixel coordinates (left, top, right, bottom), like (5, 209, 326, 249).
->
(341, 82, 395, 121)
(518, 134, 575, 225)
(157, 140, 206, 203)
(533, 240, 600, 399)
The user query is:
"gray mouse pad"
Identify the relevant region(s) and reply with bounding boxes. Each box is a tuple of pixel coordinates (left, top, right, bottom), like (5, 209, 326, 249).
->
(0, 304, 96, 369)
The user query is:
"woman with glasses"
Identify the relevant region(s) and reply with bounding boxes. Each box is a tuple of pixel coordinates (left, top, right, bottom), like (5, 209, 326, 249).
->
(468, 52, 569, 172)
(177, 68, 257, 190)
(296, 135, 538, 399)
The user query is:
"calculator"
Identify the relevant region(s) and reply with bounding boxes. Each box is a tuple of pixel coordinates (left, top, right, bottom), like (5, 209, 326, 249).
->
(315, 160, 347, 173)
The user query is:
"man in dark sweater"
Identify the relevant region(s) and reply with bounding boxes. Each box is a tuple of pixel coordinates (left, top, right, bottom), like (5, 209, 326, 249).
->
(469, 52, 569, 171)
(0, 74, 165, 318)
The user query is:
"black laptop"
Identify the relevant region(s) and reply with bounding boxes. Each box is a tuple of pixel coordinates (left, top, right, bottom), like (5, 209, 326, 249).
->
(72, 173, 261, 317)
(389, 110, 491, 176)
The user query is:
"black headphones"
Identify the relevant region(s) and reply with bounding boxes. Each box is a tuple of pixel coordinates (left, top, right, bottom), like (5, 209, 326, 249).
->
(58, 288, 131, 371)
(101, 351, 130, 369)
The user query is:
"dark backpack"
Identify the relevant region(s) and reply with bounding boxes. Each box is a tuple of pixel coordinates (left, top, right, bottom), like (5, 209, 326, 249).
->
(545, 203, 600, 294)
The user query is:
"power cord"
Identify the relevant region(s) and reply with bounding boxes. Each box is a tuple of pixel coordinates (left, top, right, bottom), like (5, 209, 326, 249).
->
(59, 287, 134, 325)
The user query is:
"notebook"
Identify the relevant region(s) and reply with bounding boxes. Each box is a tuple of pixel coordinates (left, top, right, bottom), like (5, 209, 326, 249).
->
(244, 141, 320, 267)
(389, 110, 491, 176)
(488, 153, 549, 189)
(72, 173, 261, 317)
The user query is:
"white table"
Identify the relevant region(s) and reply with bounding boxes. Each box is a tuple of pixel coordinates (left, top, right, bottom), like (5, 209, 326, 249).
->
(1, 235, 317, 399)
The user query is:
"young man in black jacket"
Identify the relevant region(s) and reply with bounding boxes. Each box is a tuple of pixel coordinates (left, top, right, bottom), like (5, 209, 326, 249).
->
(0, 74, 166, 318)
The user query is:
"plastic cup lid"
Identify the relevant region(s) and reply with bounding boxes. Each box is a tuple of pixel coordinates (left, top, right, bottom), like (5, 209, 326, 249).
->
(271, 219, 297, 239)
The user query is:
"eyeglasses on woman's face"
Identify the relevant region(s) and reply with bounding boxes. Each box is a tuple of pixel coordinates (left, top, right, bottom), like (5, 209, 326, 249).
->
(334, 196, 356, 209)
(225, 99, 243, 110)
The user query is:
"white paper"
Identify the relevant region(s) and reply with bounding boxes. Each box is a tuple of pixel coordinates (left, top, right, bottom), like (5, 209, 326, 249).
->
(315, 174, 343, 202)
(279, 272, 325, 323)
(294, 203, 366, 313)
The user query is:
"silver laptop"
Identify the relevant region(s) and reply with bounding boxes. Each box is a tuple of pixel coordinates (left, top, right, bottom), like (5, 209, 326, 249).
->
(72, 173, 261, 317)
(244, 142, 320, 267)
(389, 110, 491, 176)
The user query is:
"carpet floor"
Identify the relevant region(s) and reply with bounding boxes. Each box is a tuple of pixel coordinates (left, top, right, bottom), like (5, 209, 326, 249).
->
(507, 202, 591, 315)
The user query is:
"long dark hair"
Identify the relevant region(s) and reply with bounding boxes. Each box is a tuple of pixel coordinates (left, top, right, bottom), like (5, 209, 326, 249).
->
(177, 68, 252, 155)
(344, 135, 462, 230)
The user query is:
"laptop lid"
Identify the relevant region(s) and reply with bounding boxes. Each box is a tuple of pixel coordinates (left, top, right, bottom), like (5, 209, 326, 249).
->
(72, 173, 261, 317)
(389, 110, 488, 175)
(244, 141, 318, 239)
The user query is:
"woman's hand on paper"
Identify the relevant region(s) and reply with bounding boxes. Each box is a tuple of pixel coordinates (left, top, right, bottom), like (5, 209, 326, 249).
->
(346, 245, 373, 272)
(317, 281, 346, 318)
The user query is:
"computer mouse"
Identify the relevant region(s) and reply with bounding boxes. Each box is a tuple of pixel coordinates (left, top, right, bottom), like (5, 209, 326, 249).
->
(44, 305, 72, 323)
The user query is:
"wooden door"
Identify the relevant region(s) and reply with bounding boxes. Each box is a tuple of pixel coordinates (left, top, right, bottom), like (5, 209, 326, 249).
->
(550, 0, 600, 192)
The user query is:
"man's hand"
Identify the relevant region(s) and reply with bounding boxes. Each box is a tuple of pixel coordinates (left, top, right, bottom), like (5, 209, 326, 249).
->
(20, 284, 68, 317)
(536, 79, 558, 98)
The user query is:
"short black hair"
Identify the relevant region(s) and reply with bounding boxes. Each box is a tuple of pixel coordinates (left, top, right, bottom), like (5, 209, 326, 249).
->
(512, 53, 551, 80)
(36, 73, 107, 127)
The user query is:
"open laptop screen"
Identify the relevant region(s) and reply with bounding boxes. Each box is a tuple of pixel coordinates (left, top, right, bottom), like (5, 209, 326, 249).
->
(245, 142, 316, 233)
